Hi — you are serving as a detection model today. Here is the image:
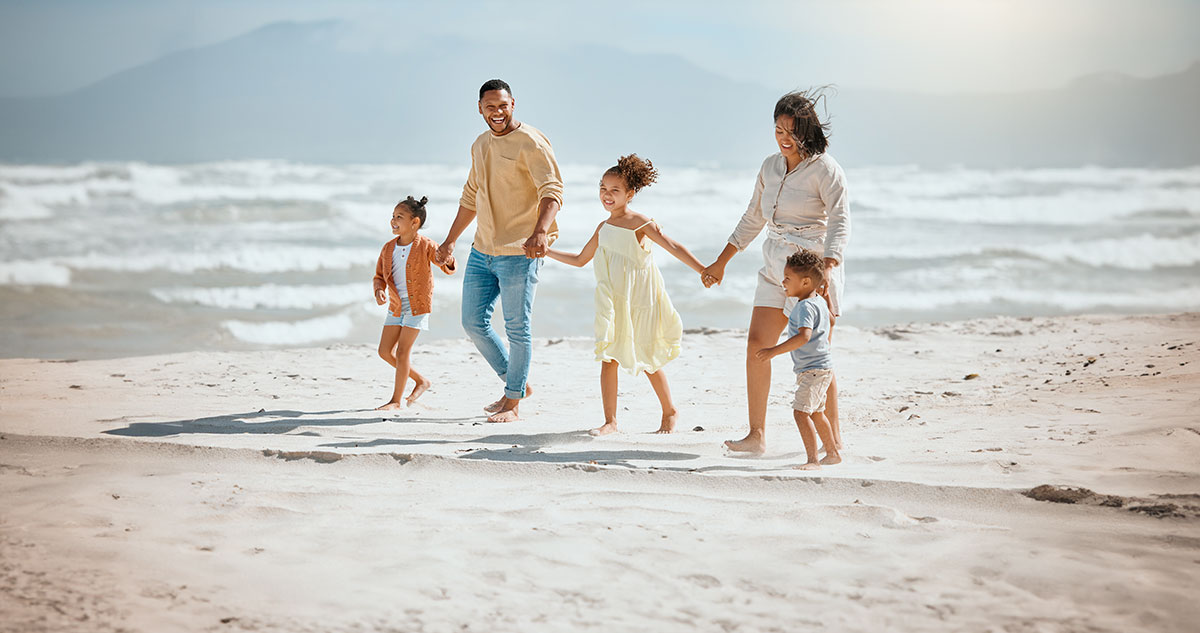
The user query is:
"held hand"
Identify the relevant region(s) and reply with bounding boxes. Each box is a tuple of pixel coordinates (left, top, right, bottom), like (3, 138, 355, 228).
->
(375, 288, 387, 305)
(754, 347, 777, 362)
(523, 231, 549, 259)
(444, 255, 457, 272)
(701, 263, 726, 288)
(824, 257, 838, 270)
(436, 241, 455, 265)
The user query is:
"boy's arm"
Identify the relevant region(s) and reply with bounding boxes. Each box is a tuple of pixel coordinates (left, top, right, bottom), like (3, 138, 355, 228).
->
(642, 221, 705, 274)
(546, 224, 601, 267)
(756, 328, 812, 361)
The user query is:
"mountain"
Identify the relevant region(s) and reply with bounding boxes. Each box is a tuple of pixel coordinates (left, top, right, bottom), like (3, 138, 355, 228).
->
(0, 21, 1196, 168)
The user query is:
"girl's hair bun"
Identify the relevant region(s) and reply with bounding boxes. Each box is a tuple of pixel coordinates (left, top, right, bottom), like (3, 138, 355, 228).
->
(606, 154, 659, 192)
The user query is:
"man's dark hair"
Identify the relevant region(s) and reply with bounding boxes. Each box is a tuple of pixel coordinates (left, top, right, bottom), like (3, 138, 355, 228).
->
(479, 79, 513, 100)
(774, 88, 832, 157)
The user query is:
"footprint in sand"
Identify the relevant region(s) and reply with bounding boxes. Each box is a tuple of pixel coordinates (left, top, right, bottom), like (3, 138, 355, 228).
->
(866, 455, 886, 462)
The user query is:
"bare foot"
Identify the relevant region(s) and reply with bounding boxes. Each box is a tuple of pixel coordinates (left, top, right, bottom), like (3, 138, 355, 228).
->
(653, 409, 678, 434)
(483, 385, 533, 413)
(589, 422, 618, 436)
(406, 377, 432, 405)
(724, 433, 766, 454)
(819, 453, 842, 466)
(487, 399, 520, 423)
(375, 401, 404, 411)
(794, 462, 821, 471)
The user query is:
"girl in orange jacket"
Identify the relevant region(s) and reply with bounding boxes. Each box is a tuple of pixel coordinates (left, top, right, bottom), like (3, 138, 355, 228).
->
(373, 196, 456, 409)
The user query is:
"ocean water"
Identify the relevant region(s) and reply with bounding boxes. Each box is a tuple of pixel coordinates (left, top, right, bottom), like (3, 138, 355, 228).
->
(1, 161, 1198, 359)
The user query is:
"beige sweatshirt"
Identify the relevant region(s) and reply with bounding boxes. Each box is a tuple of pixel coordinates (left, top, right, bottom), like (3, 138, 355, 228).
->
(459, 123, 565, 256)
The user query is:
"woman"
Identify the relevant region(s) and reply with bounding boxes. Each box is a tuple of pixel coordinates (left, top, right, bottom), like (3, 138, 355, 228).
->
(701, 90, 850, 455)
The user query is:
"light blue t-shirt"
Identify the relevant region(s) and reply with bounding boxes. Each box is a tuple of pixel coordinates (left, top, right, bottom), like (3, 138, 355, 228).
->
(787, 295, 832, 373)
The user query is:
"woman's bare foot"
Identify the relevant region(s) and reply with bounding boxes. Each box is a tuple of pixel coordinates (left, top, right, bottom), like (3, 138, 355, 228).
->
(589, 422, 618, 436)
(486, 398, 520, 423)
(794, 462, 821, 471)
(653, 409, 678, 434)
(484, 385, 533, 413)
(405, 377, 432, 405)
(724, 432, 766, 454)
(375, 401, 404, 411)
(819, 453, 842, 466)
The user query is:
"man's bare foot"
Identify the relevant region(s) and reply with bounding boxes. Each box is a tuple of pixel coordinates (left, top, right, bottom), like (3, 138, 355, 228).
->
(486, 398, 520, 423)
(589, 422, 618, 436)
(794, 462, 821, 471)
(724, 433, 766, 454)
(483, 385, 533, 413)
(405, 377, 432, 405)
(375, 401, 404, 411)
(819, 453, 842, 466)
(653, 409, 678, 434)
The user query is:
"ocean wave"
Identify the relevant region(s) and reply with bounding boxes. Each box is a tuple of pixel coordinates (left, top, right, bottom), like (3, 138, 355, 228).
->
(846, 286, 1200, 312)
(151, 283, 368, 310)
(222, 313, 354, 345)
(0, 260, 71, 286)
(852, 232, 1200, 270)
(9, 245, 377, 276)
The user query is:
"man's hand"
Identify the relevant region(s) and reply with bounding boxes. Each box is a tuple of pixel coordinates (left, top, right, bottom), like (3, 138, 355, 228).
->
(436, 241, 455, 265)
(375, 288, 387, 305)
(523, 230, 549, 259)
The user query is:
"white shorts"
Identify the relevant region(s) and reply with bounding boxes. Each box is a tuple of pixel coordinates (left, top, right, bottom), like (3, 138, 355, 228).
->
(752, 235, 844, 316)
(792, 368, 834, 413)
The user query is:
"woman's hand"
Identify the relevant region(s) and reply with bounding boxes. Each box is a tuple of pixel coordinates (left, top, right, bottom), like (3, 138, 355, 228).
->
(701, 262, 726, 288)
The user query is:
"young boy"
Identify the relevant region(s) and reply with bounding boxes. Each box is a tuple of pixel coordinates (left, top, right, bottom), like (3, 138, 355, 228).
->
(754, 250, 842, 470)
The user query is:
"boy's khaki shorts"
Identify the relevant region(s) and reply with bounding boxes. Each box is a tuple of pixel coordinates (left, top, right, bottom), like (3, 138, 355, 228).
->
(792, 368, 834, 413)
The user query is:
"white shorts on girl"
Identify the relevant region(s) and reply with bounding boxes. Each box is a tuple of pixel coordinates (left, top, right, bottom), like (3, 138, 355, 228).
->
(383, 295, 429, 330)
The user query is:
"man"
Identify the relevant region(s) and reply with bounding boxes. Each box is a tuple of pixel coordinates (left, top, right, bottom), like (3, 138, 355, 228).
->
(435, 79, 564, 422)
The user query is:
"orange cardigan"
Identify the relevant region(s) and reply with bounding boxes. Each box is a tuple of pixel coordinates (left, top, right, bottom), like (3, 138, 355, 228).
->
(373, 234, 455, 317)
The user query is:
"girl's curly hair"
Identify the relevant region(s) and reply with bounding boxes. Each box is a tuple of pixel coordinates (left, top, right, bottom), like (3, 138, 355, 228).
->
(397, 195, 428, 227)
(604, 154, 659, 193)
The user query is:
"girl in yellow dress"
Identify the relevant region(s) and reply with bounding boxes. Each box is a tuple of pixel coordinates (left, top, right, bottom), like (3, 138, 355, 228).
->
(546, 155, 706, 435)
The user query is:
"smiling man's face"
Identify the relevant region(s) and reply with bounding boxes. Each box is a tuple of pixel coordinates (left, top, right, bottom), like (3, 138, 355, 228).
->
(479, 89, 517, 135)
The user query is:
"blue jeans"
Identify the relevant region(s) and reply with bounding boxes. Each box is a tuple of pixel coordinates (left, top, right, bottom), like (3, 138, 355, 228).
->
(461, 248, 541, 400)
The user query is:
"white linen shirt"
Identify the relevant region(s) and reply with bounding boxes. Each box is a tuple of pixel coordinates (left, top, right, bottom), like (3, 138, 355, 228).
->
(727, 152, 850, 264)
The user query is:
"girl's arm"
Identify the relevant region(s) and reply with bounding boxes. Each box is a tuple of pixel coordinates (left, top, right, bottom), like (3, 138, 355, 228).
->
(546, 223, 602, 268)
(641, 221, 706, 274)
(755, 328, 812, 361)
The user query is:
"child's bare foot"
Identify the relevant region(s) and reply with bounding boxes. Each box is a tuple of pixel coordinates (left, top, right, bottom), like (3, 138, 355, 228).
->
(375, 401, 404, 411)
(483, 385, 533, 413)
(486, 398, 520, 423)
(794, 462, 821, 471)
(653, 409, 678, 434)
(589, 422, 619, 436)
(724, 432, 766, 454)
(819, 453, 842, 466)
(405, 377, 432, 405)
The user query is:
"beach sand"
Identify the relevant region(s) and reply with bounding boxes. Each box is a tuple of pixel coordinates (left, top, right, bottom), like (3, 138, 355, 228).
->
(2, 313, 1198, 632)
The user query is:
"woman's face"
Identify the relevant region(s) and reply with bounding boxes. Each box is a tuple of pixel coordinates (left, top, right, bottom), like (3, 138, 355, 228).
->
(775, 115, 803, 160)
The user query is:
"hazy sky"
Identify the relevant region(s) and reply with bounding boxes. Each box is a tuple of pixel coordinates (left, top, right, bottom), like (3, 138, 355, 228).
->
(1, 0, 1198, 97)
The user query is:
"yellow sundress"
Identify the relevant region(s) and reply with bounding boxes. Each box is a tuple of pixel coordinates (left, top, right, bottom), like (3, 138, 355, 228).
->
(593, 221, 683, 374)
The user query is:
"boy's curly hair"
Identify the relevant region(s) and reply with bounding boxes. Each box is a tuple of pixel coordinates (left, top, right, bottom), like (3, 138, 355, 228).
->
(397, 195, 428, 227)
(785, 249, 825, 286)
(604, 154, 659, 193)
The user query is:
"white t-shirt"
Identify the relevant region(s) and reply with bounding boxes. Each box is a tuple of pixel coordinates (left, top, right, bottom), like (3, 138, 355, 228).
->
(391, 241, 412, 297)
